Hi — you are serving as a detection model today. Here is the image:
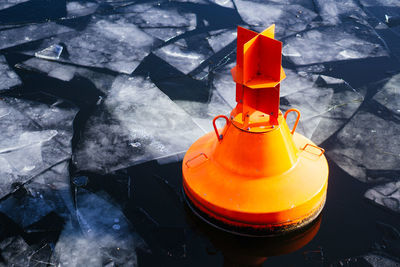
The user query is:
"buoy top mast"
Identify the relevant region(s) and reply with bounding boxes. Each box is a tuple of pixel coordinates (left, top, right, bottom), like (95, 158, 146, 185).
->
(231, 25, 286, 129)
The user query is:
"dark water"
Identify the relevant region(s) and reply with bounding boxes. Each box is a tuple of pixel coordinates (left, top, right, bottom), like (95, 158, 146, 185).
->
(76, 158, 397, 267)
(0, 0, 400, 266)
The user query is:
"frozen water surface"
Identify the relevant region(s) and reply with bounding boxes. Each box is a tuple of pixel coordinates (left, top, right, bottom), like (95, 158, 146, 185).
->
(373, 73, 400, 114)
(0, 97, 77, 199)
(212, 62, 236, 107)
(50, 187, 145, 266)
(153, 33, 214, 74)
(233, 0, 318, 37)
(66, 1, 99, 18)
(17, 14, 158, 74)
(0, 0, 400, 266)
(19, 57, 116, 94)
(73, 75, 204, 173)
(0, 55, 21, 92)
(122, 4, 197, 42)
(365, 181, 400, 213)
(0, 0, 29, 10)
(0, 161, 72, 227)
(283, 23, 389, 65)
(207, 29, 236, 53)
(0, 22, 73, 50)
(327, 109, 400, 182)
(314, 0, 368, 25)
(34, 44, 63, 60)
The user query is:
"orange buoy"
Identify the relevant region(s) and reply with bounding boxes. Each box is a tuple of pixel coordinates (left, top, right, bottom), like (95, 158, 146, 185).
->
(182, 25, 329, 236)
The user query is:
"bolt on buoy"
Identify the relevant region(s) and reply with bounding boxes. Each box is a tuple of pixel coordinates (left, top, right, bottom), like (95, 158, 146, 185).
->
(182, 25, 329, 236)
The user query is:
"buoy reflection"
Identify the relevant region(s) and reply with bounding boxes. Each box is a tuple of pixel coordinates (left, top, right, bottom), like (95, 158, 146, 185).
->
(185, 202, 322, 267)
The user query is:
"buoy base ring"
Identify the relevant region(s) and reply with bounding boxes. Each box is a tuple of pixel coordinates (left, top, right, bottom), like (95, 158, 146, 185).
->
(183, 184, 326, 237)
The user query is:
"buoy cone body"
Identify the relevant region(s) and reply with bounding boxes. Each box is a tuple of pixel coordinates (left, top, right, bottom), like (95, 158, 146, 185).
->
(182, 25, 329, 235)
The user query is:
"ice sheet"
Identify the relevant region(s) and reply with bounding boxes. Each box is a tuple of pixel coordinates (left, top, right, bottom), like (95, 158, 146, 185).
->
(52, 189, 144, 266)
(212, 62, 236, 107)
(153, 33, 214, 74)
(333, 253, 400, 266)
(281, 84, 335, 139)
(174, 89, 232, 132)
(327, 109, 400, 182)
(0, 55, 21, 92)
(0, 236, 33, 266)
(0, 161, 72, 227)
(131, 5, 196, 29)
(365, 181, 400, 213)
(373, 73, 400, 114)
(0, 97, 78, 199)
(17, 14, 158, 74)
(0, 0, 29, 10)
(114, 3, 196, 42)
(233, 0, 318, 37)
(278, 72, 363, 143)
(35, 44, 63, 60)
(73, 75, 204, 173)
(174, 0, 235, 8)
(66, 1, 99, 18)
(19, 57, 116, 94)
(207, 29, 237, 53)
(359, 0, 400, 7)
(210, 0, 234, 8)
(314, 0, 368, 25)
(282, 22, 389, 65)
(140, 54, 233, 132)
(0, 21, 73, 50)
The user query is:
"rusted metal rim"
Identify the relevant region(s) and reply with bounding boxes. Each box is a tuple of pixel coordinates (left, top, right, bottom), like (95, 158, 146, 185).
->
(183, 186, 326, 238)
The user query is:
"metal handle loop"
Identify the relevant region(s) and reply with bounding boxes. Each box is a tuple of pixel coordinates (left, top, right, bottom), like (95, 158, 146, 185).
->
(301, 143, 325, 157)
(284, 108, 301, 135)
(212, 115, 229, 141)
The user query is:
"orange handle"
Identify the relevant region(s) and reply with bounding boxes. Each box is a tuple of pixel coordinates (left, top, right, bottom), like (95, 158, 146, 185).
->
(302, 143, 325, 157)
(185, 153, 208, 168)
(212, 115, 229, 141)
(284, 108, 301, 135)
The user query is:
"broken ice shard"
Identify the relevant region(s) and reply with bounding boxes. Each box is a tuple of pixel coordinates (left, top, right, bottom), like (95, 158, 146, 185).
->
(0, 55, 21, 92)
(51, 189, 144, 266)
(313, 0, 368, 26)
(333, 253, 400, 267)
(0, 22, 73, 50)
(0, 0, 29, 11)
(365, 181, 400, 214)
(212, 62, 237, 108)
(283, 23, 388, 65)
(327, 109, 400, 182)
(16, 14, 158, 74)
(117, 3, 196, 42)
(73, 75, 204, 173)
(34, 44, 63, 60)
(18, 57, 116, 94)
(373, 73, 400, 114)
(207, 29, 237, 53)
(233, 0, 317, 37)
(66, 1, 99, 18)
(0, 236, 33, 266)
(0, 97, 78, 199)
(153, 33, 214, 75)
(136, 54, 233, 132)
(0, 161, 73, 227)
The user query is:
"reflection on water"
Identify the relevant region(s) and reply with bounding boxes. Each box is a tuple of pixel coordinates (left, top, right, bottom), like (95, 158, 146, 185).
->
(116, 159, 400, 266)
(185, 203, 322, 267)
